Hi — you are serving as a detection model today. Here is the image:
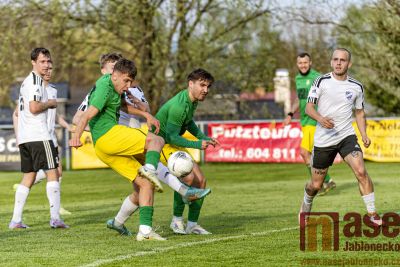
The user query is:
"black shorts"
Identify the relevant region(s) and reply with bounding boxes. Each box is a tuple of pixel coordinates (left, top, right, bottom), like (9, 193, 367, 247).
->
(19, 140, 59, 173)
(311, 135, 362, 169)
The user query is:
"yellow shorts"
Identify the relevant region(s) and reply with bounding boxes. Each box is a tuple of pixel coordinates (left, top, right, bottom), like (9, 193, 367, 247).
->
(300, 125, 316, 152)
(94, 125, 147, 182)
(160, 144, 191, 165)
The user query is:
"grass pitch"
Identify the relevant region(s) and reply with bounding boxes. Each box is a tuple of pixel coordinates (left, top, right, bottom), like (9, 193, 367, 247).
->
(0, 162, 399, 266)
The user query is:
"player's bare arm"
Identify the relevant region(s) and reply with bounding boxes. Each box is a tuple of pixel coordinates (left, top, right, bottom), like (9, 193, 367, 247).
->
(72, 110, 90, 132)
(29, 99, 57, 114)
(72, 110, 84, 126)
(13, 106, 19, 145)
(305, 102, 334, 129)
(122, 101, 160, 134)
(125, 91, 150, 112)
(283, 97, 299, 125)
(57, 115, 73, 132)
(355, 108, 370, 148)
(69, 106, 99, 148)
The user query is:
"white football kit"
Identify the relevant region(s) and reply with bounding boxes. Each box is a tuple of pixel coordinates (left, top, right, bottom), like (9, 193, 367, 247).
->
(18, 72, 51, 144)
(119, 87, 148, 128)
(307, 72, 364, 147)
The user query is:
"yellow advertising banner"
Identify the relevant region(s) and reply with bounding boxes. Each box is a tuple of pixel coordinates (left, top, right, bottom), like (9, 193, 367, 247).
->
(71, 125, 201, 169)
(71, 131, 108, 169)
(353, 119, 400, 162)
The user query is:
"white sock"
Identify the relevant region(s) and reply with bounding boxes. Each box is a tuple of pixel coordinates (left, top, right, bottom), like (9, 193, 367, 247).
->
(139, 225, 152, 235)
(157, 163, 187, 194)
(11, 185, 30, 222)
(144, 163, 156, 171)
(362, 192, 376, 214)
(46, 181, 61, 220)
(173, 216, 184, 222)
(34, 169, 47, 184)
(187, 221, 197, 229)
(114, 196, 139, 227)
(303, 190, 314, 205)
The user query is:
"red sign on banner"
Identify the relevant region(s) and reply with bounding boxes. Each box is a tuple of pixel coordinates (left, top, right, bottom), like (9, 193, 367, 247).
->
(206, 122, 304, 163)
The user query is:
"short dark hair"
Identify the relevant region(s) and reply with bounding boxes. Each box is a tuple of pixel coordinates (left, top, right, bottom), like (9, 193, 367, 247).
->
(113, 58, 137, 80)
(333, 48, 352, 61)
(297, 52, 311, 60)
(187, 68, 214, 85)
(99, 52, 123, 69)
(31, 47, 51, 61)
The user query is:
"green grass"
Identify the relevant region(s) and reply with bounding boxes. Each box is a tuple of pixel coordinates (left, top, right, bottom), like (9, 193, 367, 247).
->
(0, 162, 399, 266)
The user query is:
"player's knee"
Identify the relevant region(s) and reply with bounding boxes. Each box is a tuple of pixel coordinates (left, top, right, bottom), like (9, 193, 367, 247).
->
(354, 166, 367, 180)
(135, 176, 154, 190)
(146, 134, 164, 148)
(311, 180, 323, 191)
(129, 193, 139, 206)
(155, 135, 165, 147)
(305, 183, 318, 196)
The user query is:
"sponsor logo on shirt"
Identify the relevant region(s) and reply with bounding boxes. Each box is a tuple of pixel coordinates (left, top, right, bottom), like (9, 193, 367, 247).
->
(345, 91, 353, 101)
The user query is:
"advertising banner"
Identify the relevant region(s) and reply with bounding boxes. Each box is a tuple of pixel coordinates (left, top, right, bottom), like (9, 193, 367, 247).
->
(206, 121, 303, 163)
(0, 129, 20, 170)
(353, 119, 400, 162)
(71, 131, 108, 169)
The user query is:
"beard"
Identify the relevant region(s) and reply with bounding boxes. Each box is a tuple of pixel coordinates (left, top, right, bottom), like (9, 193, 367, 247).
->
(334, 68, 348, 76)
(299, 68, 311, 76)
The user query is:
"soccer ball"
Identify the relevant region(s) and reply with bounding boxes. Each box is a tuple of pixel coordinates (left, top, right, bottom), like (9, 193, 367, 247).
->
(167, 151, 194, 178)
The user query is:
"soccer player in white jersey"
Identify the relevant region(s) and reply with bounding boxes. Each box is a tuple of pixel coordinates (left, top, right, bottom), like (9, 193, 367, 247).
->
(10, 48, 68, 229)
(12, 63, 72, 216)
(119, 85, 150, 128)
(299, 48, 382, 226)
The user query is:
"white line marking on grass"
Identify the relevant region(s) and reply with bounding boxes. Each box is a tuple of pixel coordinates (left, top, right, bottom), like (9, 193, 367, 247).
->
(80, 226, 298, 267)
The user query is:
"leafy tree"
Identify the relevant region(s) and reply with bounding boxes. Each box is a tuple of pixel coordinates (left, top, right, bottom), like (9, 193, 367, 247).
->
(335, 0, 400, 114)
(0, 0, 284, 113)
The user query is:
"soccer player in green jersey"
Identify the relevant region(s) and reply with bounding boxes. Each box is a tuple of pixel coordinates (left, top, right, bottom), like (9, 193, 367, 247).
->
(284, 52, 336, 195)
(139, 68, 219, 235)
(70, 59, 169, 240)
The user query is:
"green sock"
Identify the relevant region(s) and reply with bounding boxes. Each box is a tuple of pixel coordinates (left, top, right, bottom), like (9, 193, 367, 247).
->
(145, 151, 160, 169)
(188, 198, 204, 222)
(324, 173, 331, 183)
(139, 206, 153, 227)
(173, 191, 185, 217)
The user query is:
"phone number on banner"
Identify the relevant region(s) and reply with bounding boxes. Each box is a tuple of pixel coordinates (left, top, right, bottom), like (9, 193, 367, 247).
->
(217, 147, 297, 161)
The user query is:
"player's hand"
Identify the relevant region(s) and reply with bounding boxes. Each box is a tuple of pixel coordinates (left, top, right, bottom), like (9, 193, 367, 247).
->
(47, 99, 57, 109)
(69, 137, 82, 148)
(201, 139, 219, 150)
(146, 114, 160, 134)
(208, 138, 220, 147)
(319, 117, 334, 129)
(362, 135, 371, 148)
(283, 115, 291, 126)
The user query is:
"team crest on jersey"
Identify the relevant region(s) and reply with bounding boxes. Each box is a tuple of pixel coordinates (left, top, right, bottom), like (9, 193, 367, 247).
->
(345, 91, 353, 101)
(306, 80, 310, 86)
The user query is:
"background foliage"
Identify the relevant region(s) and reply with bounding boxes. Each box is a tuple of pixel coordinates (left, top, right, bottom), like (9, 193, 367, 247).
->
(0, 0, 398, 114)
